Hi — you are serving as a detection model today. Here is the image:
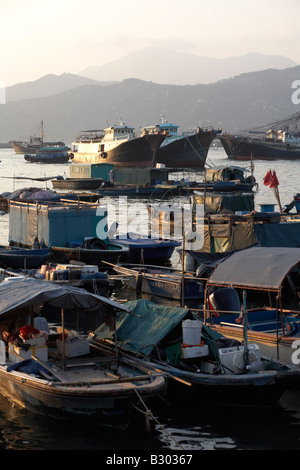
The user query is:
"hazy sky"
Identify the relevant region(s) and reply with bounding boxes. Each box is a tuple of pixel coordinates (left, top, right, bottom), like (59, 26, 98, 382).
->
(1, 0, 300, 86)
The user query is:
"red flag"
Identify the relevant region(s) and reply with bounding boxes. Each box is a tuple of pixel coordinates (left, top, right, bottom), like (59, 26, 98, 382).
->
(269, 170, 279, 189)
(263, 170, 272, 186)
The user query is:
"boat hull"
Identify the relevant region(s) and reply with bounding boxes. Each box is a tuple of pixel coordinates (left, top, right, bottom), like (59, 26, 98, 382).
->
(50, 243, 129, 268)
(155, 129, 217, 168)
(70, 134, 165, 168)
(220, 134, 300, 161)
(0, 362, 165, 421)
(24, 153, 69, 164)
(52, 178, 104, 190)
(116, 238, 181, 263)
(12, 141, 66, 155)
(153, 363, 292, 406)
(0, 247, 51, 269)
(113, 264, 204, 300)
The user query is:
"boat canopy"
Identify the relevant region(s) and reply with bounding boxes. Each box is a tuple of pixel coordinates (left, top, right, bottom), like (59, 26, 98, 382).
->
(0, 277, 132, 321)
(205, 166, 249, 182)
(93, 298, 193, 356)
(206, 246, 300, 291)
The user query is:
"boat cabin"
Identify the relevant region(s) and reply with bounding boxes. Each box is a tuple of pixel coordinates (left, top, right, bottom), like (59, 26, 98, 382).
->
(142, 122, 179, 137)
(102, 123, 135, 142)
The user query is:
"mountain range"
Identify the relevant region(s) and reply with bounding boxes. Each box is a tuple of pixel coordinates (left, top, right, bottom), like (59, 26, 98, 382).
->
(1, 50, 299, 144)
(78, 49, 297, 85)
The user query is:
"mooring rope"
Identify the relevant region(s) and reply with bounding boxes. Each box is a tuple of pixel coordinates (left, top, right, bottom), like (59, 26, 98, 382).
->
(133, 388, 185, 450)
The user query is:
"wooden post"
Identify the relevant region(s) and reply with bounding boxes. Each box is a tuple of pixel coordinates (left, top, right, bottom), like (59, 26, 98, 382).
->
(61, 308, 65, 365)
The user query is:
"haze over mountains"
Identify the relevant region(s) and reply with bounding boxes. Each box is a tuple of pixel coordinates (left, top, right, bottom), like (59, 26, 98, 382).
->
(1, 50, 299, 144)
(79, 48, 298, 85)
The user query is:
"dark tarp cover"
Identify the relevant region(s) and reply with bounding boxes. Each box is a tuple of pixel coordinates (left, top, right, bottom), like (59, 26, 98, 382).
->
(254, 222, 300, 247)
(0, 277, 131, 321)
(206, 246, 300, 290)
(93, 298, 194, 357)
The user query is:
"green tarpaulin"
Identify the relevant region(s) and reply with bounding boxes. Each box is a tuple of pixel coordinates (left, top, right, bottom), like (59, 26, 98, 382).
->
(94, 298, 193, 357)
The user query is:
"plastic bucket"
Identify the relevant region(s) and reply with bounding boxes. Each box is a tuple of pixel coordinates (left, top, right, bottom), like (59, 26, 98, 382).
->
(182, 320, 203, 345)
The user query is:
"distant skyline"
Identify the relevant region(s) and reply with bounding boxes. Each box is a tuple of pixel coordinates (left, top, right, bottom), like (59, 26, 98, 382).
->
(1, 0, 300, 86)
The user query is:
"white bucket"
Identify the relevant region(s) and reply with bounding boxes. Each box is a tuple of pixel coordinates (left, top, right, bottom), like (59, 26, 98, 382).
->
(182, 320, 202, 345)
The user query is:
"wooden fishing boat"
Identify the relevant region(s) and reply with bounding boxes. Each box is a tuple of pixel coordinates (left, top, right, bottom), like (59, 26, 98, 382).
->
(52, 177, 105, 191)
(24, 146, 70, 164)
(204, 246, 300, 366)
(108, 262, 204, 301)
(50, 239, 129, 268)
(91, 299, 300, 407)
(7, 201, 130, 269)
(113, 233, 181, 263)
(0, 246, 51, 269)
(0, 278, 166, 422)
(192, 165, 257, 193)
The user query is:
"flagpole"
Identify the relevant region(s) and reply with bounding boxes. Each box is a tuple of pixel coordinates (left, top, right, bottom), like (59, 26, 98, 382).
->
(263, 169, 282, 213)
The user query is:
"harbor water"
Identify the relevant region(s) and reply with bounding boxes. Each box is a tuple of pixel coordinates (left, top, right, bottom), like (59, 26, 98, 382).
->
(1, 147, 300, 451)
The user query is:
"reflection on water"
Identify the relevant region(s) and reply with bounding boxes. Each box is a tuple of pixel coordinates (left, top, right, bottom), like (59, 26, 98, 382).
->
(0, 390, 300, 450)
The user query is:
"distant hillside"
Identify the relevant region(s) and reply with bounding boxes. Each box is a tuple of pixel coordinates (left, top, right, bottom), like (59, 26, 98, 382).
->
(6, 73, 117, 102)
(1, 65, 300, 143)
(79, 49, 298, 85)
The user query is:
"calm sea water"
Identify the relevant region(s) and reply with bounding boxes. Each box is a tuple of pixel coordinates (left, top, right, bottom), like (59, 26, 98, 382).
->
(0, 147, 300, 451)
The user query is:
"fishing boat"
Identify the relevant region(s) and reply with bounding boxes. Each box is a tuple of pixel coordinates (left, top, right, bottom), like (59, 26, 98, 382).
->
(0, 246, 51, 269)
(203, 246, 300, 366)
(11, 121, 66, 155)
(51, 177, 105, 191)
(191, 165, 257, 193)
(68, 122, 165, 168)
(219, 132, 300, 161)
(113, 233, 181, 263)
(24, 146, 70, 163)
(141, 117, 221, 169)
(8, 200, 129, 268)
(219, 111, 300, 161)
(108, 262, 204, 301)
(50, 238, 129, 269)
(0, 278, 166, 422)
(90, 299, 300, 407)
(96, 183, 190, 198)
